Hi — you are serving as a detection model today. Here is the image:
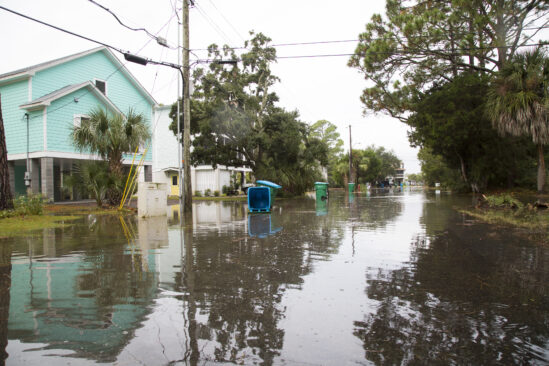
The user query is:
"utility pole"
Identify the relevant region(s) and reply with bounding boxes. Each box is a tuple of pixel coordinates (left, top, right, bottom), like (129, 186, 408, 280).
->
(182, 0, 192, 214)
(348, 124, 353, 185)
(176, 10, 182, 209)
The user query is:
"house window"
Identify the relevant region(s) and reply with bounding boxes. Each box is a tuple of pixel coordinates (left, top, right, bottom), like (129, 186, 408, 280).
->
(172, 175, 178, 186)
(73, 114, 90, 128)
(94, 79, 107, 95)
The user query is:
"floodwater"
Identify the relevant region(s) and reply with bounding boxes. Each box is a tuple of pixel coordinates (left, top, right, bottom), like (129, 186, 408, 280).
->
(1, 189, 548, 365)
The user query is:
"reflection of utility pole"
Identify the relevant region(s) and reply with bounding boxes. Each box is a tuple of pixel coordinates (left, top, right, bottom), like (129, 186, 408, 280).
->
(348, 125, 353, 184)
(183, 225, 199, 364)
(182, 0, 192, 214)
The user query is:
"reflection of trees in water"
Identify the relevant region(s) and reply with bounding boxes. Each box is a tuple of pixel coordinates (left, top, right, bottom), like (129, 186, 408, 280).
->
(329, 193, 404, 231)
(177, 201, 345, 365)
(354, 224, 549, 365)
(355, 197, 403, 230)
(0, 242, 11, 364)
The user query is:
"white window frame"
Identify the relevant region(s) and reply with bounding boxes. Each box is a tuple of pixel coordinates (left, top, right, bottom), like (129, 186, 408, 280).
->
(73, 114, 90, 128)
(94, 78, 107, 96)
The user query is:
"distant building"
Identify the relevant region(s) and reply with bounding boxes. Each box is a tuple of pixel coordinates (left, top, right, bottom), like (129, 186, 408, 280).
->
(394, 164, 405, 186)
(0, 47, 156, 201)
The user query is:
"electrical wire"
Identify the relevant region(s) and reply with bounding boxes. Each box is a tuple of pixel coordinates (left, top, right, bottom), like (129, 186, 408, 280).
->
(88, 0, 159, 40)
(0, 5, 183, 122)
(205, 0, 246, 43)
(190, 24, 549, 52)
(193, 42, 548, 63)
(192, 1, 233, 45)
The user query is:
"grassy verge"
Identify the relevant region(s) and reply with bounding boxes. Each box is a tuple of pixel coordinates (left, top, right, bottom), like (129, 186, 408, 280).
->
(45, 204, 135, 215)
(168, 195, 248, 201)
(0, 215, 80, 237)
(459, 208, 549, 230)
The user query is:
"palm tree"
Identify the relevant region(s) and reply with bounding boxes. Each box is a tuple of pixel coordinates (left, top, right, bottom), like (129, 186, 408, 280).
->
(486, 47, 549, 193)
(64, 161, 114, 207)
(72, 107, 150, 204)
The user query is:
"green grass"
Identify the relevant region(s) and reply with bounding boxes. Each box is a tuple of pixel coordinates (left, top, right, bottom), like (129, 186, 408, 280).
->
(459, 208, 549, 230)
(167, 194, 247, 201)
(192, 196, 247, 201)
(0, 215, 80, 237)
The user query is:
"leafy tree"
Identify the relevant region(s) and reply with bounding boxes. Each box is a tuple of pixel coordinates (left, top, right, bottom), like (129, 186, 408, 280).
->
(408, 73, 536, 191)
(310, 120, 344, 184)
(348, 0, 549, 121)
(406, 173, 423, 183)
(72, 107, 150, 204)
(255, 110, 327, 195)
(418, 148, 463, 188)
(179, 32, 328, 195)
(486, 47, 549, 192)
(187, 32, 279, 172)
(64, 161, 115, 207)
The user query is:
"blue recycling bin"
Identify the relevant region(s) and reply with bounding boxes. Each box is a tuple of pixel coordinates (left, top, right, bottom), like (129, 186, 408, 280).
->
(256, 180, 282, 207)
(247, 186, 271, 213)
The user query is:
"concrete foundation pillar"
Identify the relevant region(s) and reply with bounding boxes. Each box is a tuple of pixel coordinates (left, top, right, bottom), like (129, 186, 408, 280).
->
(30, 159, 40, 194)
(40, 157, 54, 201)
(7, 161, 15, 197)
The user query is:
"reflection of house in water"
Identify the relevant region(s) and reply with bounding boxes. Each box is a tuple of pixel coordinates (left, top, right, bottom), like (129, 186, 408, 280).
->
(168, 201, 247, 230)
(7, 218, 163, 363)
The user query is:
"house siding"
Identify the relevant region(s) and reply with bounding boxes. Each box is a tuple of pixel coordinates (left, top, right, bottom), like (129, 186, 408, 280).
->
(46, 89, 105, 154)
(0, 79, 42, 156)
(33, 50, 153, 161)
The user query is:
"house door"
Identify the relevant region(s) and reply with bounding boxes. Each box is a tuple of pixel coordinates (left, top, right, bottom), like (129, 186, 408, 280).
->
(170, 174, 179, 196)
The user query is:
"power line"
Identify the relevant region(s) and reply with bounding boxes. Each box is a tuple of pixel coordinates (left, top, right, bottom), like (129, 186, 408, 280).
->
(194, 42, 548, 63)
(190, 24, 549, 52)
(88, 0, 159, 40)
(206, 0, 246, 43)
(192, 1, 233, 45)
(0, 5, 184, 121)
(0, 5, 184, 69)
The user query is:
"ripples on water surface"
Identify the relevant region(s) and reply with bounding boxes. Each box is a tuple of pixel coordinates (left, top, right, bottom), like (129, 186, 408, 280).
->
(0, 189, 548, 365)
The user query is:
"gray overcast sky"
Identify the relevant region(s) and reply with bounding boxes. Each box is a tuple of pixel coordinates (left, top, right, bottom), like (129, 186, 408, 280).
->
(0, 0, 422, 173)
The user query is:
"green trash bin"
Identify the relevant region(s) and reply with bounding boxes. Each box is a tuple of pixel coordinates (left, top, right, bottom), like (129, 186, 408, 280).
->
(314, 182, 328, 201)
(255, 180, 282, 207)
(348, 182, 355, 193)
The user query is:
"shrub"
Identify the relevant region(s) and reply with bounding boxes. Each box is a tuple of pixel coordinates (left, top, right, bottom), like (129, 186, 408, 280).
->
(484, 194, 523, 209)
(14, 194, 45, 216)
(222, 185, 229, 195)
(204, 188, 212, 197)
(194, 190, 202, 197)
(214, 190, 220, 197)
(0, 194, 46, 218)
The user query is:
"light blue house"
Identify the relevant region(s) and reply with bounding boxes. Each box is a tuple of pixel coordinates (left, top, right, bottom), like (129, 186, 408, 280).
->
(0, 47, 156, 201)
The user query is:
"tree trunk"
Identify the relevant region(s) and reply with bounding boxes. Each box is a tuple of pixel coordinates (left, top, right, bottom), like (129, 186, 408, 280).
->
(106, 155, 123, 206)
(0, 94, 14, 210)
(537, 143, 546, 193)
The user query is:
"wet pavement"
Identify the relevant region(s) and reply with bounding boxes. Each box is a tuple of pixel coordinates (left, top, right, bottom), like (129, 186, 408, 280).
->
(1, 189, 548, 365)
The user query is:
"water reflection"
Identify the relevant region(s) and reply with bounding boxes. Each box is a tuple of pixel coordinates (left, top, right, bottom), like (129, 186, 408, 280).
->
(353, 197, 549, 365)
(6, 216, 159, 363)
(248, 214, 283, 238)
(1, 191, 549, 365)
(0, 242, 10, 364)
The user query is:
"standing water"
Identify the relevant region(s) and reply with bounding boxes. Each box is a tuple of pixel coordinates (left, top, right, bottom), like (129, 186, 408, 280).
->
(0, 190, 548, 365)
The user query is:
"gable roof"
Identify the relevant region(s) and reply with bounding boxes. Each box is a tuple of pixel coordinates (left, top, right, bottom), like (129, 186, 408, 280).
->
(19, 81, 123, 115)
(0, 47, 157, 106)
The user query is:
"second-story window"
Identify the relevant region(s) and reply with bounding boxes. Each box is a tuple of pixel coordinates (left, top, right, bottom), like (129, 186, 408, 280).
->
(73, 114, 90, 128)
(94, 79, 107, 95)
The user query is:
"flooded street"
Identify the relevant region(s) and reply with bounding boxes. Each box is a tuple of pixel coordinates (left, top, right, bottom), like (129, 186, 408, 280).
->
(1, 190, 549, 365)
